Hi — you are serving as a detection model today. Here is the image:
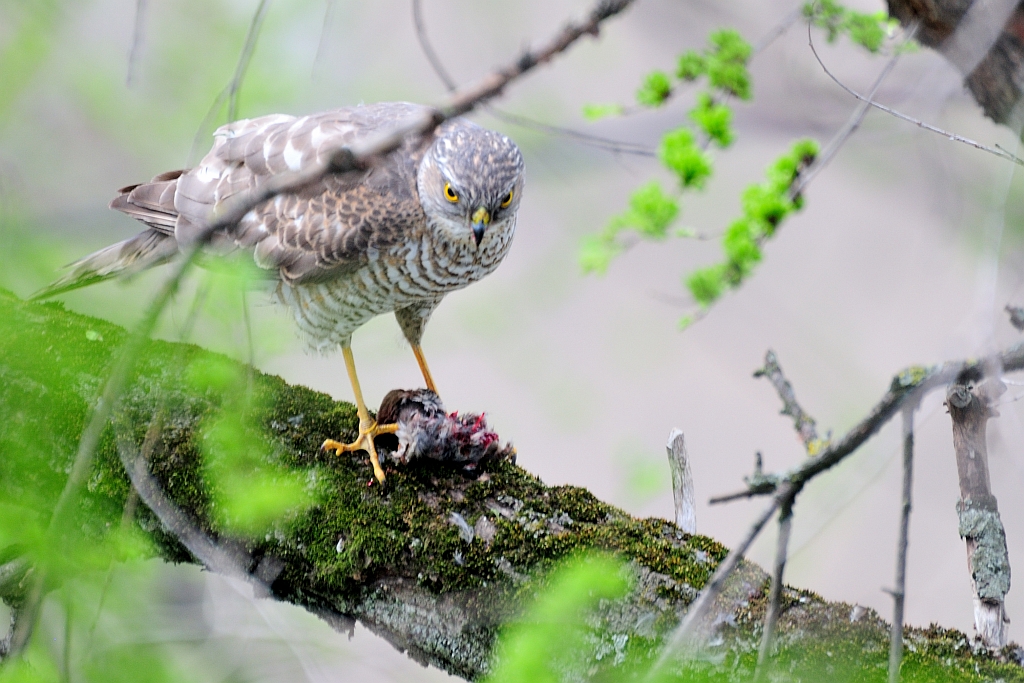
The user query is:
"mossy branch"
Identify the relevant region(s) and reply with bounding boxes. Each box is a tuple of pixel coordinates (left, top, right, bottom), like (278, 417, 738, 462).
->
(1, 290, 1022, 681)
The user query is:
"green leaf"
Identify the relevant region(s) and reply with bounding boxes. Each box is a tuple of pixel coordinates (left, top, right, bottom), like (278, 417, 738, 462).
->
(706, 29, 752, 100)
(659, 127, 713, 188)
(845, 11, 886, 52)
(485, 555, 630, 683)
(676, 51, 706, 81)
(579, 234, 622, 275)
(581, 103, 624, 120)
(636, 70, 673, 107)
(690, 93, 734, 147)
(625, 182, 679, 238)
(687, 264, 726, 306)
(723, 218, 763, 273)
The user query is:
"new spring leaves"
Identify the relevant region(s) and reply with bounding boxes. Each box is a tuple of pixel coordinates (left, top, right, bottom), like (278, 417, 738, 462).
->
(579, 5, 896, 327)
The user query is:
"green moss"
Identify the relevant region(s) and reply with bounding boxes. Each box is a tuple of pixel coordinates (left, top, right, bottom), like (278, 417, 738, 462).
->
(3, 289, 1023, 681)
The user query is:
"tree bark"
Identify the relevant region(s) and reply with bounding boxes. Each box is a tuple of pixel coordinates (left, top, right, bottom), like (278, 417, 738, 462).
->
(946, 373, 1012, 648)
(888, 0, 1024, 130)
(1, 289, 1022, 680)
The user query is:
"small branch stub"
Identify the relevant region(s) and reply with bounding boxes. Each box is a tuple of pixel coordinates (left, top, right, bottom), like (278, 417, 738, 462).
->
(946, 374, 1011, 648)
(667, 429, 696, 534)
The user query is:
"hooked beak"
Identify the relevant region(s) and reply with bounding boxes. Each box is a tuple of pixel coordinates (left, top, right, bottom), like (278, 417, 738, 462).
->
(471, 207, 490, 246)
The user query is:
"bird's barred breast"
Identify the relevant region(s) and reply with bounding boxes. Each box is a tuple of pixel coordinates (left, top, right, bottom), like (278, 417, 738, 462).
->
(281, 219, 515, 351)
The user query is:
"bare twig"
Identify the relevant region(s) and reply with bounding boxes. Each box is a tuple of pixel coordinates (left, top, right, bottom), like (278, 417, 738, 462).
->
(755, 350, 823, 453)
(312, 0, 336, 78)
(752, 4, 803, 56)
(647, 482, 795, 680)
(189, 0, 272, 162)
(711, 340, 1024, 503)
(227, 0, 272, 123)
(412, 0, 457, 91)
(755, 500, 795, 682)
(125, 0, 148, 87)
(486, 107, 658, 156)
(411, 0, 654, 156)
(808, 21, 1024, 169)
(666, 429, 696, 534)
(889, 404, 916, 683)
(792, 21, 918, 197)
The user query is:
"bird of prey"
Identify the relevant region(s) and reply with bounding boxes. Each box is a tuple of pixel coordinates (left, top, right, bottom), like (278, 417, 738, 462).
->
(35, 102, 525, 484)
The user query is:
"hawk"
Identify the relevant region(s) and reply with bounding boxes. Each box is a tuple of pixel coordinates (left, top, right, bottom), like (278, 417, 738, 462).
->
(35, 102, 525, 484)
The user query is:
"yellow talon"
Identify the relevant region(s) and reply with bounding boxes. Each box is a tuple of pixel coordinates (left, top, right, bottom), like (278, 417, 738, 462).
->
(322, 420, 399, 484)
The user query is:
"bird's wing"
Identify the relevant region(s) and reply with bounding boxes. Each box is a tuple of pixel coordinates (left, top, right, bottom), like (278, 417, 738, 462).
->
(174, 102, 433, 283)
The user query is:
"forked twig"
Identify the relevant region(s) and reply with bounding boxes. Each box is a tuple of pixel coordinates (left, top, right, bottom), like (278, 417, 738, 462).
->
(808, 20, 1024, 168)
(755, 350, 823, 452)
(792, 21, 919, 197)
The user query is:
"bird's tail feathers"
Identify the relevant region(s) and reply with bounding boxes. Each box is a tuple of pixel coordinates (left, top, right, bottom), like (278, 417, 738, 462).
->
(30, 229, 179, 300)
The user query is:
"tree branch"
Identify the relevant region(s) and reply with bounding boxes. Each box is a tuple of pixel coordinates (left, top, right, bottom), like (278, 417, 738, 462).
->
(755, 350, 823, 454)
(4, 292, 1023, 679)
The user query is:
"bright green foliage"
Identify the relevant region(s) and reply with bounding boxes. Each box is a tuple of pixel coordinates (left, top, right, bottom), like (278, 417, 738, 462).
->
(659, 128, 712, 188)
(626, 182, 681, 237)
(636, 70, 673, 107)
(192, 357, 312, 534)
(579, 183, 678, 274)
(583, 103, 625, 120)
(804, 0, 892, 53)
(705, 29, 752, 100)
(676, 51, 706, 81)
(690, 93, 734, 148)
(579, 233, 625, 275)
(684, 139, 818, 311)
(686, 265, 727, 307)
(485, 554, 630, 683)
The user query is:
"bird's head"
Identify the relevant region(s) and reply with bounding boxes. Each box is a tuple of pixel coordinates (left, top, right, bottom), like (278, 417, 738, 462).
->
(418, 120, 524, 247)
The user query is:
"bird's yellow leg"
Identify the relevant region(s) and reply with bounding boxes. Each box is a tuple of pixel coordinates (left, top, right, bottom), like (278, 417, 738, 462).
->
(411, 343, 439, 395)
(321, 345, 398, 484)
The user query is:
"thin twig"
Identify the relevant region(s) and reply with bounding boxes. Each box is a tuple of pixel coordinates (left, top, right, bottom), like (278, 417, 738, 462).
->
(755, 500, 795, 682)
(792, 21, 918, 197)
(889, 404, 916, 683)
(752, 4, 803, 56)
(808, 22, 1024, 169)
(412, 0, 457, 91)
(755, 350, 822, 452)
(312, 0, 336, 78)
(485, 107, 657, 156)
(711, 340, 1024, 505)
(646, 483, 794, 681)
(228, 0, 272, 123)
(411, 0, 654, 157)
(125, 0, 148, 87)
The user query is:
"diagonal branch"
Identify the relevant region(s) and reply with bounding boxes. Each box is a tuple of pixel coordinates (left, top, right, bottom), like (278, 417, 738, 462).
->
(755, 350, 823, 453)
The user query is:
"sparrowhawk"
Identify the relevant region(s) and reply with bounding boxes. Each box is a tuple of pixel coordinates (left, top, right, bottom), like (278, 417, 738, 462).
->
(35, 102, 525, 484)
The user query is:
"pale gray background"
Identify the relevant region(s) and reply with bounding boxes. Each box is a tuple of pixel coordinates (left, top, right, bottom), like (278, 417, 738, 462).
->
(4, 0, 1024, 679)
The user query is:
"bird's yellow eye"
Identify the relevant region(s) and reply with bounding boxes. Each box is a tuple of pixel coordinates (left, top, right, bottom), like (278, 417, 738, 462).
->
(500, 190, 513, 208)
(444, 183, 459, 203)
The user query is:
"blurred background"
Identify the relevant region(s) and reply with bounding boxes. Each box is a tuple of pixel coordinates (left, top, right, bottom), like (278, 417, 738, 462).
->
(4, 0, 1024, 679)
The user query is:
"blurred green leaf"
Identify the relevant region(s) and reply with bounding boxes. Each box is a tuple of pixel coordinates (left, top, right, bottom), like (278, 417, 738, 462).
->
(659, 128, 712, 189)
(485, 554, 631, 683)
(582, 103, 624, 120)
(636, 70, 673, 107)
